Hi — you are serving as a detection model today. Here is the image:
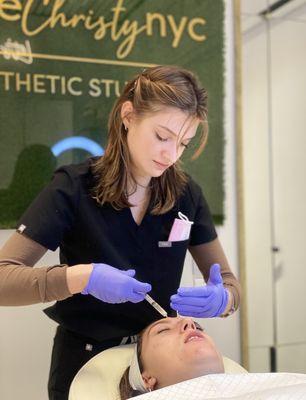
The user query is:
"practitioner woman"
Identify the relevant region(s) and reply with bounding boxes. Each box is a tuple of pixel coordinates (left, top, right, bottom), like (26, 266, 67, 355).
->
(0, 65, 240, 400)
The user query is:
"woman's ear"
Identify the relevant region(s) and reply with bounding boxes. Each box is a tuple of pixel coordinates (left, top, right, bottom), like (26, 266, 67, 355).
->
(142, 372, 157, 391)
(121, 101, 134, 130)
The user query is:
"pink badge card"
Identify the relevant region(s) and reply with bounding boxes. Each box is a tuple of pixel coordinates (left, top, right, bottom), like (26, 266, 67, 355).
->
(168, 212, 194, 241)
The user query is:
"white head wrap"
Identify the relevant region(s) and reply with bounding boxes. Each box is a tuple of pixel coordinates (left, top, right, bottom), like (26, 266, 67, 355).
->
(128, 343, 148, 393)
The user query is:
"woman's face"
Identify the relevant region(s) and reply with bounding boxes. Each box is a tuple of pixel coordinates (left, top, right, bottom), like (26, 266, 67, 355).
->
(123, 103, 198, 180)
(140, 317, 224, 390)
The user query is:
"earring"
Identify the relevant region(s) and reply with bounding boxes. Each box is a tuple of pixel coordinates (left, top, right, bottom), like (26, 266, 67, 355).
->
(148, 387, 152, 392)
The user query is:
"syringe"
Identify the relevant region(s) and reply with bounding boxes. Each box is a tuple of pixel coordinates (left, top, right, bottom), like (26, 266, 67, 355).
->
(144, 294, 168, 318)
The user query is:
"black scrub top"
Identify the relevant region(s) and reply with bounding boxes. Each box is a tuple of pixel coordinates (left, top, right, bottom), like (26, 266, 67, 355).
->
(17, 157, 217, 341)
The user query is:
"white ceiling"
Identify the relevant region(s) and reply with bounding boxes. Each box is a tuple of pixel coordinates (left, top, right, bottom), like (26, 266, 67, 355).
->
(241, 0, 306, 35)
(241, 0, 269, 15)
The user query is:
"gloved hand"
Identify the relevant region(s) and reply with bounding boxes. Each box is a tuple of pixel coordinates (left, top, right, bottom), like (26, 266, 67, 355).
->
(81, 263, 151, 304)
(170, 264, 229, 318)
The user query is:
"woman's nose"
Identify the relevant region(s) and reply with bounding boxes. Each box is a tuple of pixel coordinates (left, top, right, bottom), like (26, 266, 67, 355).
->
(163, 143, 178, 164)
(180, 318, 196, 332)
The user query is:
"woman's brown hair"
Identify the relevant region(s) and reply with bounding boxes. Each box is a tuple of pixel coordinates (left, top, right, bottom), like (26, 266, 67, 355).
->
(119, 334, 144, 400)
(92, 65, 208, 214)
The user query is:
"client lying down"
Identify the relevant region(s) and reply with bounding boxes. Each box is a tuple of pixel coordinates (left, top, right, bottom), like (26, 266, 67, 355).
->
(119, 316, 223, 399)
(119, 317, 306, 400)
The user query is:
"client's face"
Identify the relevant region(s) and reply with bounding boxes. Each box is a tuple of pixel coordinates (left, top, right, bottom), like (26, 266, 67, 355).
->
(140, 317, 224, 390)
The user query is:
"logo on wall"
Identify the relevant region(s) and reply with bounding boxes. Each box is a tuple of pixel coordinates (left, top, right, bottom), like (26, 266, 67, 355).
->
(0, 0, 225, 226)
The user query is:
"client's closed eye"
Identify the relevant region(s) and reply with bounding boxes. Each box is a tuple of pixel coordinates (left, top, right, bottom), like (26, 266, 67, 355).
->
(157, 328, 170, 334)
(195, 322, 204, 331)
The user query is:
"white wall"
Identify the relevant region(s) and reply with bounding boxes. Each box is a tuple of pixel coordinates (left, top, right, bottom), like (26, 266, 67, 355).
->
(0, 2, 241, 399)
(0, 230, 59, 400)
(241, 0, 306, 372)
(241, 4, 274, 372)
(188, 0, 241, 363)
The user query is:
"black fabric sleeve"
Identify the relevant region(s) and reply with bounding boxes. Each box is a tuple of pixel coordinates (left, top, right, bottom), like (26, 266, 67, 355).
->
(16, 166, 80, 251)
(188, 179, 217, 246)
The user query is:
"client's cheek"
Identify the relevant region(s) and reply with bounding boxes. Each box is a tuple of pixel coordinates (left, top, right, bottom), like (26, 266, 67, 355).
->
(153, 348, 173, 366)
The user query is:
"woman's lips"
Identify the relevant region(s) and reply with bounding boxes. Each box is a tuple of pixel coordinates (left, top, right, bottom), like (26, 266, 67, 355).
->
(184, 330, 205, 344)
(153, 160, 170, 170)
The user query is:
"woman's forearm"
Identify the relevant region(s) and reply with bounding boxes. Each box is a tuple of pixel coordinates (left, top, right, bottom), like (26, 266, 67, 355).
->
(0, 261, 71, 305)
(0, 232, 73, 306)
(66, 263, 93, 294)
(189, 238, 241, 311)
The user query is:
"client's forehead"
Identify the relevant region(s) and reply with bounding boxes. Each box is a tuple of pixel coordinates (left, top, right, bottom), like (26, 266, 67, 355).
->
(150, 316, 179, 326)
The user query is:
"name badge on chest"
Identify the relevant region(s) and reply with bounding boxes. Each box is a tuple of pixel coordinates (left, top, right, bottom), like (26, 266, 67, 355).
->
(158, 241, 172, 248)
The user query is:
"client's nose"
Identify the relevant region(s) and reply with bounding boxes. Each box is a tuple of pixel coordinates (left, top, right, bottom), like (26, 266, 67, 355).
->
(180, 318, 196, 332)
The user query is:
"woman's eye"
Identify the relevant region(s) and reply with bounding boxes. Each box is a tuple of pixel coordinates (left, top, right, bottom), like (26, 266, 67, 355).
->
(155, 132, 167, 142)
(195, 322, 204, 331)
(157, 328, 170, 334)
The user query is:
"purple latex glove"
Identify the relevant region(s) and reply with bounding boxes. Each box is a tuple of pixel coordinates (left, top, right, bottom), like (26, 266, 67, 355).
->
(81, 263, 151, 304)
(170, 264, 229, 318)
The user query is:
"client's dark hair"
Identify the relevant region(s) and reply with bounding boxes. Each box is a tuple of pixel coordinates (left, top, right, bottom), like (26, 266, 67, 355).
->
(119, 333, 145, 400)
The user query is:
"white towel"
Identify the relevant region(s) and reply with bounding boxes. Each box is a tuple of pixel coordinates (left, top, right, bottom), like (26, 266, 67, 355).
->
(130, 373, 306, 400)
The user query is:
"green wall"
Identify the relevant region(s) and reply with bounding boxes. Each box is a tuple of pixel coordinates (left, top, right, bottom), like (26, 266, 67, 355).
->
(0, 0, 225, 227)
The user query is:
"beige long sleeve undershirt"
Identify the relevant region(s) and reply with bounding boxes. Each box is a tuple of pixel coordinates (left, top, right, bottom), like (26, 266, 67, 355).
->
(0, 233, 241, 312)
(0, 232, 72, 306)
